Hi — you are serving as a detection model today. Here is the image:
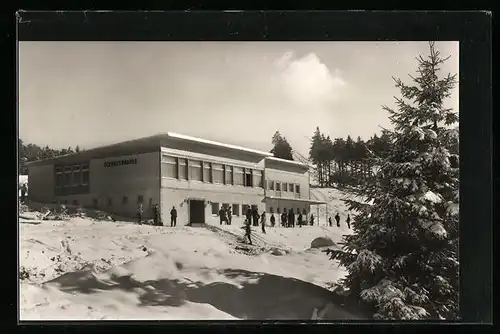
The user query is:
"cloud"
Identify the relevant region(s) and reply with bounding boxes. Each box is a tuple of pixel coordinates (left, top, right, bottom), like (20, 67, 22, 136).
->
(273, 52, 346, 107)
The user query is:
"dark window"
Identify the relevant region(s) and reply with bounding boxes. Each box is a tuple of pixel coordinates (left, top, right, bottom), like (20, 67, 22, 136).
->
(122, 196, 128, 204)
(253, 170, 263, 188)
(178, 158, 188, 180)
(162, 155, 178, 178)
(73, 166, 81, 186)
(64, 167, 72, 186)
(225, 165, 233, 185)
(222, 203, 230, 210)
(276, 182, 281, 191)
(81, 164, 89, 185)
(270, 207, 274, 213)
(288, 183, 294, 192)
(242, 204, 249, 215)
(295, 184, 300, 194)
(277, 207, 281, 213)
(232, 204, 240, 216)
(138, 195, 144, 204)
(245, 170, 253, 187)
(211, 202, 219, 215)
(203, 162, 212, 183)
(303, 208, 307, 215)
(233, 167, 244, 186)
(189, 160, 203, 181)
(212, 163, 224, 184)
(269, 180, 274, 190)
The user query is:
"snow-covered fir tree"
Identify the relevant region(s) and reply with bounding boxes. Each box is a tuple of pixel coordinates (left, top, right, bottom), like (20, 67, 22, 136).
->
(326, 42, 459, 320)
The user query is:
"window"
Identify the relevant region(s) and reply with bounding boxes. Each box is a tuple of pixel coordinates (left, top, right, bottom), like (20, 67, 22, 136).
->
(55, 167, 63, 187)
(81, 164, 89, 185)
(92, 198, 98, 208)
(245, 169, 253, 187)
(288, 183, 294, 192)
(222, 203, 230, 210)
(189, 160, 203, 181)
(233, 166, 244, 186)
(295, 184, 300, 194)
(270, 207, 274, 213)
(269, 180, 274, 190)
(232, 204, 240, 216)
(211, 202, 219, 215)
(178, 158, 188, 180)
(107, 198, 112, 207)
(73, 166, 81, 186)
(277, 207, 281, 213)
(242, 204, 249, 215)
(253, 170, 263, 188)
(64, 167, 72, 186)
(276, 182, 281, 191)
(122, 196, 128, 204)
(225, 165, 233, 185)
(212, 163, 224, 184)
(203, 162, 212, 183)
(137, 195, 144, 204)
(297, 208, 300, 214)
(73, 199, 79, 206)
(303, 208, 307, 215)
(162, 155, 178, 178)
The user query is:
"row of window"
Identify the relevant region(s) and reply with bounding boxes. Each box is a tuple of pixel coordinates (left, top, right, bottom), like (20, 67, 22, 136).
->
(266, 180, 300, 194)
(55, 164, 90, 188)
(162, 155, 263, 188)
(209, 202, 308, 216)
(59, 195, 151, 208)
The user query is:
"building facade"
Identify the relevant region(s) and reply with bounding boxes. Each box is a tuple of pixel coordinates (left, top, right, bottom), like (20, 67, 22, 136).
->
(26, 133, 323, 225)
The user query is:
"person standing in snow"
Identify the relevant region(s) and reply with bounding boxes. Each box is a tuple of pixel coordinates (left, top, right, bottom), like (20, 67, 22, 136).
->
(137, 203, 144, 224)
(346, 214, 351, 229)
(335, 213, 340, 227)
(298, 212, 303, 227)
(252, 208, 259, 227)
(246, 206, 252, 225)
(270, 213, 276, 227)
(281, 212, 287, 227)
(329, 217, 333, 227)
(219, 207, 225, 225)
(260, 212, 266, 234)
(227, 207, 232, 225)
(309, 214, 315, 226)
(20, 183, 27, 203)
(243, 219, 253, 245)
(170, 206, 177, 227)
(288, 209, 295, 228)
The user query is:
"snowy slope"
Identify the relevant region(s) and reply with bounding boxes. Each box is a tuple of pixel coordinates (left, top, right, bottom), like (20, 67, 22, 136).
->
(19, 187, 360, 321)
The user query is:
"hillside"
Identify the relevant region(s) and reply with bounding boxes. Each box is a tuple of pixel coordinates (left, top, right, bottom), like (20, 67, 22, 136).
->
(19, 187, 361, 320)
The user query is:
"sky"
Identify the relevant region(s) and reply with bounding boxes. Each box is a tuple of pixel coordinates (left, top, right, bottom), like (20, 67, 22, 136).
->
(18, 41, 459, 157)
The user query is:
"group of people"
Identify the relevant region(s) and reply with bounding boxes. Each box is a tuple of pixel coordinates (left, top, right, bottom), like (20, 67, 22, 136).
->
(136, 203, 177, 227)
(329, 212, 351, 229)
(271, 210, 316, 228)
(219, 206, 233, 225)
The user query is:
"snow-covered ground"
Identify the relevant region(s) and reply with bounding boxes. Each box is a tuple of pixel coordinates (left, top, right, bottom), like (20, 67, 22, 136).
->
(19, 187, 360, 321)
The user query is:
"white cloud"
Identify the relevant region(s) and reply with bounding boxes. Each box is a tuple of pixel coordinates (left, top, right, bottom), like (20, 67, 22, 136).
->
(273, 51, 346, 107)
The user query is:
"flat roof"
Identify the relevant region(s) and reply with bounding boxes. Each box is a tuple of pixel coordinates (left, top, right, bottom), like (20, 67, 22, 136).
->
(265, 156, 310, 169)
(166, 132, 273, 157)
(26, 132, 273, 167)
(264, 196, 326, 205)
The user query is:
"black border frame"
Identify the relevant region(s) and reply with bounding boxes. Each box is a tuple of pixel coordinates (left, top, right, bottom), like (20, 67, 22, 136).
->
(10, 10, 493, 332)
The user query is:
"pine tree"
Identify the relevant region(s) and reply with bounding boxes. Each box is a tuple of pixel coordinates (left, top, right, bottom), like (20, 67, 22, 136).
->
(326, 42, 459, 320)
(270, 131, 294, 161)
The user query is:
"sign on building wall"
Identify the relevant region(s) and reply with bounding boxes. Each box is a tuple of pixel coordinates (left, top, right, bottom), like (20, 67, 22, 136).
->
(104, 158, 138, 168)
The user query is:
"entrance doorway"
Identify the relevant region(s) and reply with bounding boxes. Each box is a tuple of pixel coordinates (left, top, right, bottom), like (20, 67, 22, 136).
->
(189, 199, 205, 225)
